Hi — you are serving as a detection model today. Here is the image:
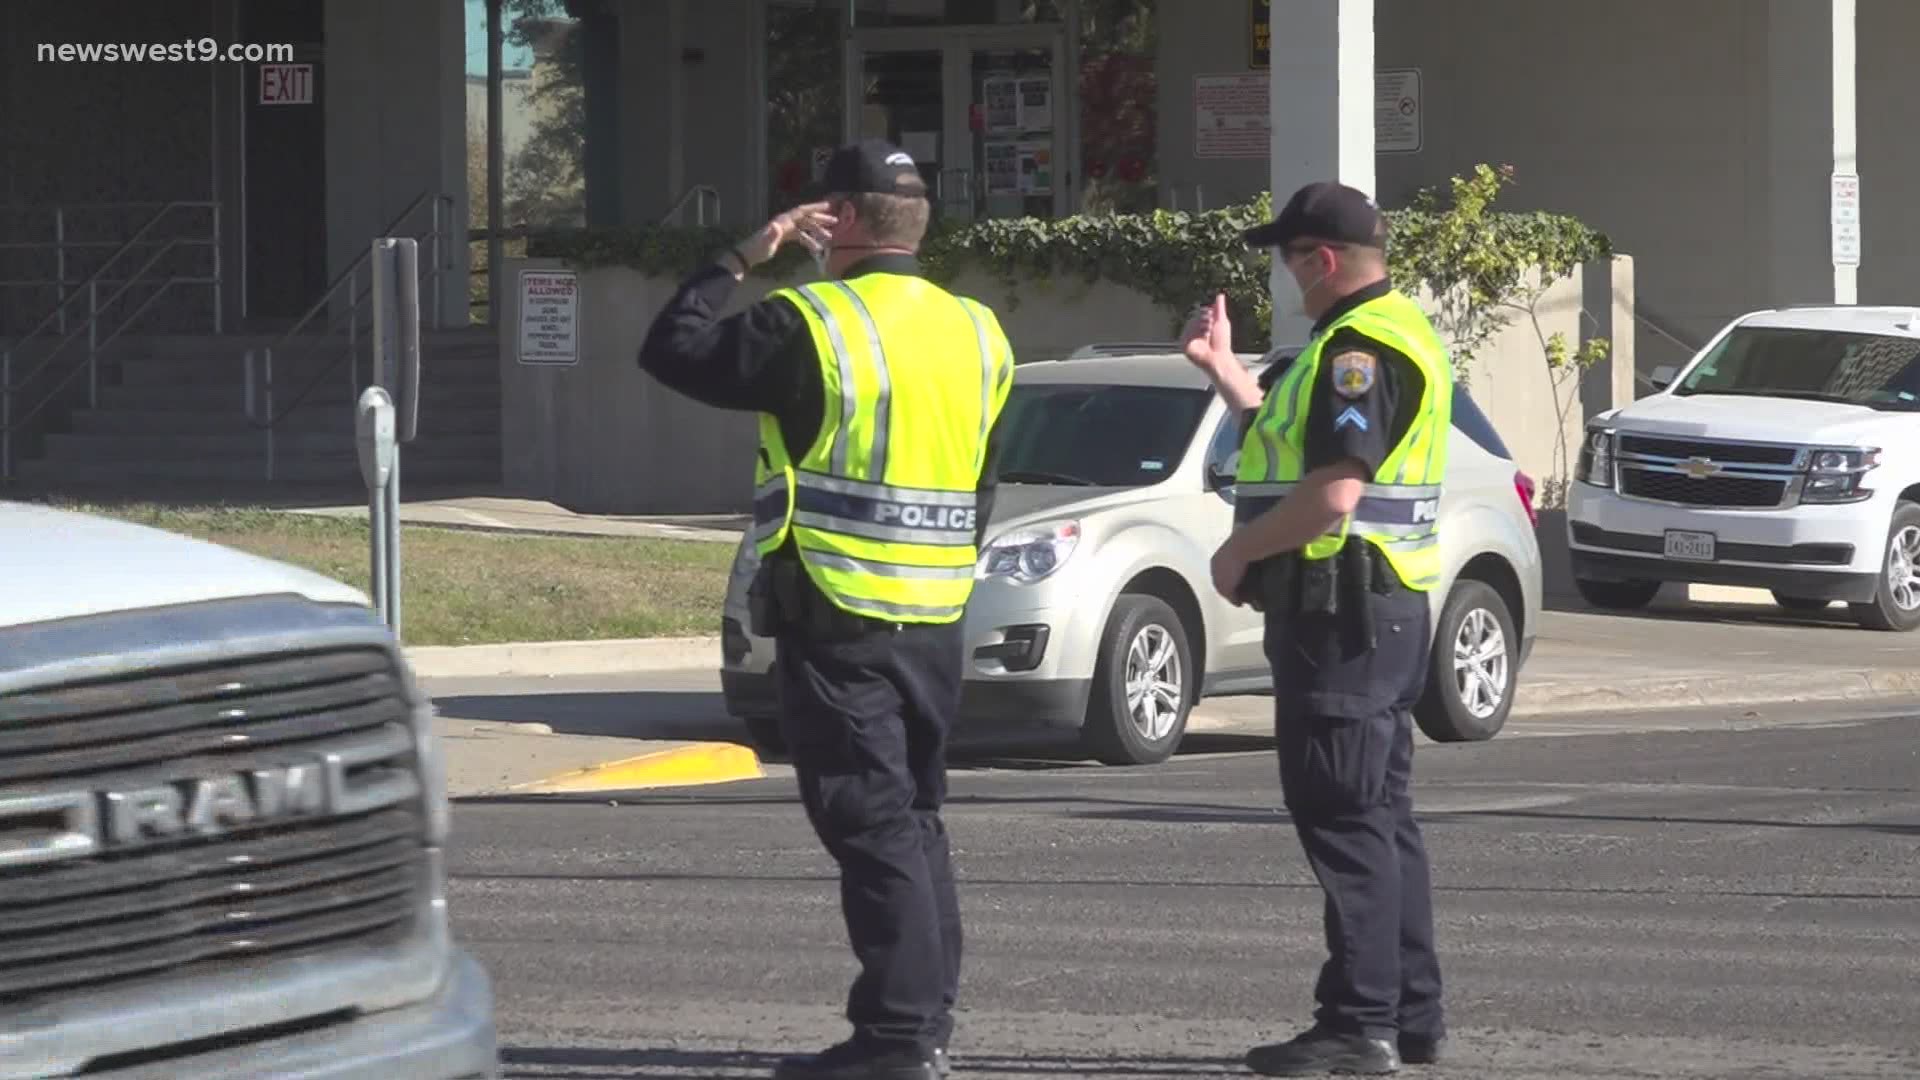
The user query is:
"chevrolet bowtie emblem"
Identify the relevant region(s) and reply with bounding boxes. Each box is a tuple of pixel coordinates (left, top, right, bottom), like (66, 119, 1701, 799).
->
(1681, 456, 1721, 480)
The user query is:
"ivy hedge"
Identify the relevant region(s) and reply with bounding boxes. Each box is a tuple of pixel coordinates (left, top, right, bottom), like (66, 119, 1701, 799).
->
(526, 163, 1611, 357)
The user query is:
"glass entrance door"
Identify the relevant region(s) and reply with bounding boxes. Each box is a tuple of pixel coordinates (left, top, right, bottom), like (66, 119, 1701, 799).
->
(848, 27, 1067, 223)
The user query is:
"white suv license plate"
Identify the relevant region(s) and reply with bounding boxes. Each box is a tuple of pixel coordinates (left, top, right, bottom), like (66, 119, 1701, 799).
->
(1664, 529, 1716, 562)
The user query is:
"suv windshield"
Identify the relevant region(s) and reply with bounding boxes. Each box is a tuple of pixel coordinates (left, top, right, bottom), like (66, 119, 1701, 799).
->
(1674, 325, 1920, 411)
(994, 383, 1211, 487)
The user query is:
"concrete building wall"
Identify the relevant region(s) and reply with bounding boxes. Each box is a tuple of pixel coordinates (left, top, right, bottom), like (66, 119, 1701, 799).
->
(616, 0, 765, 228)
(0, 0, 227, 334)
(1855, 0, 1920, 311)
(1153, 1, 1265, 212)
(324, 0, 471, 328)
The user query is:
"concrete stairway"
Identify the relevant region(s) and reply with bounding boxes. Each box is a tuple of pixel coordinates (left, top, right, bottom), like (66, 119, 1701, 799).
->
(8, 328, 502, 503)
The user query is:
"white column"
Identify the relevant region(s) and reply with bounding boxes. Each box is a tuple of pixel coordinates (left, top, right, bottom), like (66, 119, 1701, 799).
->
(1831, 0, 1857, 305)
(1267, 0, 1375, 346)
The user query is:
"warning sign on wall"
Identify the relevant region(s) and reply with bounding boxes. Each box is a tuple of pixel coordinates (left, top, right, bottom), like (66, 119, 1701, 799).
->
(518, 269, 579, 366)
(1194, 73, 1270, 160)
(1376, 68, 1422, 154)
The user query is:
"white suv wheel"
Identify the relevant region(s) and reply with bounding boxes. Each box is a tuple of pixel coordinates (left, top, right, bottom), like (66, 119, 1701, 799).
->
(1888, 524, 1920, 613)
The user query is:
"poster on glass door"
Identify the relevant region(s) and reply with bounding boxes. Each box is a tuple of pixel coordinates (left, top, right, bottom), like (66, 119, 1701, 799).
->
(984, 139, 1052, 196)
(983, 140, 1019, 195)
(982, 77, 1020, 134)
(1016, 77, 1052, 131)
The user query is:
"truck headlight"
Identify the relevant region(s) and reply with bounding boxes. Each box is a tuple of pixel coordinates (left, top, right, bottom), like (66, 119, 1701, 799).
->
(1801, 446, 1880, 504)
(977, 520, 1080, 584)
(1577, 427, 1616, 487)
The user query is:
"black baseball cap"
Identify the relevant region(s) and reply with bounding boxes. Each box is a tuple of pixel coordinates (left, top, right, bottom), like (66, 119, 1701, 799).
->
(1243, 181, 1386, 250)
(812, 138, 927, 198)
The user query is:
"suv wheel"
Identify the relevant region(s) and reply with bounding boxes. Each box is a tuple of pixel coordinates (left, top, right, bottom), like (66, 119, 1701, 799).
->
(1414, 579, 1517, 742)
(1849, 501, 1920, 632)
(1575, 577, 1661, 611)
(1083, 594, 1193, 766)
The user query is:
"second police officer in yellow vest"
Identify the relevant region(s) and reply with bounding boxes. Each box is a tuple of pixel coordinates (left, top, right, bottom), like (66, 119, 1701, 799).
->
(1183, 181, 1452, 1076)
(637, 139, 1013, 1080)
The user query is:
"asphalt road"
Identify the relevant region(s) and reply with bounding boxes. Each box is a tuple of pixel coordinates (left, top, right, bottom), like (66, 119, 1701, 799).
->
(447, 705, 1920, 1079)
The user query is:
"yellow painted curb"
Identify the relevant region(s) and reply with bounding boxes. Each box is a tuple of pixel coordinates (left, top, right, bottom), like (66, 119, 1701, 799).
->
(512, 742, 765, 794)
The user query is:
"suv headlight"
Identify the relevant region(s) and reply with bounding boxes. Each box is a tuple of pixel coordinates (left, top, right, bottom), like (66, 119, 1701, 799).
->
(1577, 426, 1616, 487)
(1801, 446, 1880, 504)
(977, 520, 1081, 584)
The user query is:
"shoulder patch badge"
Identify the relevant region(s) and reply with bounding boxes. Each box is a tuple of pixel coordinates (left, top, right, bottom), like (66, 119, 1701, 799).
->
(1330, 350, 1377, 399)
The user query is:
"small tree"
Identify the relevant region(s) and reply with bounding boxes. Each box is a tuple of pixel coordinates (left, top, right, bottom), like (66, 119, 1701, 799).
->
(1389, 164, 1613, 506)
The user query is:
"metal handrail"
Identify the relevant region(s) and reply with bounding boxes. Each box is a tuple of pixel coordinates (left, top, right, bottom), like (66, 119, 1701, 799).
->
(240, 193, 455, 481)
(662, 184, 721, 226)
(0, 200, 220, 335)
(1, 201, 222, 480)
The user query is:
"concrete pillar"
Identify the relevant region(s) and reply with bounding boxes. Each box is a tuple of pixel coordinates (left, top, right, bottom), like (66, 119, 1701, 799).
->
(324, 0, 470, 328)
(1761, 0, 1856, 308)
(1266, 0, 1375, 346)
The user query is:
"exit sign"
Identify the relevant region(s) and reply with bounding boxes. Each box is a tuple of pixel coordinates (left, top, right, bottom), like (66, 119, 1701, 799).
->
(259, 63, 314, 105)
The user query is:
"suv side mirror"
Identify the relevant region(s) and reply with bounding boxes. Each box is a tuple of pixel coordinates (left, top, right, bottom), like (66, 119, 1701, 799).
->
(1207, 450, 1240, 490)
(1649, 364, 1678, 391)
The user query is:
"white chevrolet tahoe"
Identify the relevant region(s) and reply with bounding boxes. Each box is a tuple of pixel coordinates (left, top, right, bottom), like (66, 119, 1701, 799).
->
(1567, 304, 1920, 631)
(0, 501, 498, 1078)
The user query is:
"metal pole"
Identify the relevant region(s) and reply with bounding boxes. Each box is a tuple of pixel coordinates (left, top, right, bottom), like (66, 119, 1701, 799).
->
(54, 209, 66, 336)
(211, 202, 223, 333)
(430, 197, 444, 331)
(2, 349, 11, 481)
(487, 0, 505, 326)
(87, 281, 98, 408)
(386, 449, 402, 639)
(265, 346, 275, 482)
(349, 266, 359, 393)
(368, 451, 389, 622)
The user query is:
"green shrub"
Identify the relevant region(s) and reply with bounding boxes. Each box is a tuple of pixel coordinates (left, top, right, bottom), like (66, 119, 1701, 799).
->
(526, 163, 1610, 365)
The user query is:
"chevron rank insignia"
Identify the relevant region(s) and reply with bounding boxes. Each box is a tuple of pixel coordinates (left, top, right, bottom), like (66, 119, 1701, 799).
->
(1331, 350, 1376, 398)
(1334, 406, 1369, 432)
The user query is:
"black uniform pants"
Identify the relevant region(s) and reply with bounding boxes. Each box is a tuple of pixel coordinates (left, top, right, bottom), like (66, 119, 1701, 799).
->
(1265, 586, 1444, 1044)
(773, 616, 966, 1056)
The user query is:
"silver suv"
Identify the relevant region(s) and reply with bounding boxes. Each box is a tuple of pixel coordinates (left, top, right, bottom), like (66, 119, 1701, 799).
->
(721, 346, 1543, 765)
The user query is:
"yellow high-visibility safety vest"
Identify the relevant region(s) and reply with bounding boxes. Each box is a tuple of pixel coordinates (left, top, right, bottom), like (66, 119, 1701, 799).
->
(754, 272, 1015, 624)
(1234, 290, 1453, 591)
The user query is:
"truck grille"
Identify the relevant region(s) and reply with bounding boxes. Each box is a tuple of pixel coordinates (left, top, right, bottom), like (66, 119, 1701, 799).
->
(1618, 469, 1788, 508)
(1616, 434, 1799, 466)
(0, 647, 425, 1006)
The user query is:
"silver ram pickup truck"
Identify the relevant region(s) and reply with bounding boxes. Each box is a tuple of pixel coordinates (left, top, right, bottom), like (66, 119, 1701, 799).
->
(0, 501, 497, 1079)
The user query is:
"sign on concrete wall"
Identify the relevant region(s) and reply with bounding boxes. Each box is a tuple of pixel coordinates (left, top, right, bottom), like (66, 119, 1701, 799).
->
(518, 269, 579, 365)
(1249, 0, 1271, 69)
(1194, 73, 1270, 160)
(1194, 69, 1425, 160)
(1831, 172, 1861, 267)
(1376, 68, 1422, 154)
(259, 63, 314, 105)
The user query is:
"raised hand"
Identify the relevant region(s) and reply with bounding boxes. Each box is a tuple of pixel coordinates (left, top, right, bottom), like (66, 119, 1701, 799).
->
(736, 202, 839, 268)
(1180, 293, 1234, 371)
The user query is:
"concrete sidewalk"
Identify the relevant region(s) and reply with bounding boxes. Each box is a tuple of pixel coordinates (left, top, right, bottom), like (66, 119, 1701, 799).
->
(318, 495, 1920, 793)
(289, 495, 747, 543)
(424, 600, 1920, 796)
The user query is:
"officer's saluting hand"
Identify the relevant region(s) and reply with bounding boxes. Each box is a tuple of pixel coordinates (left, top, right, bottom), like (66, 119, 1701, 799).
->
(1185, 181, 1454, 1077)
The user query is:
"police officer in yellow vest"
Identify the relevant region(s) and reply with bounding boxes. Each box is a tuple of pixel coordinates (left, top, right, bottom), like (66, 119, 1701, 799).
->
(638, 139, 1013, 1080)
(1182, 182, 1449, 1076)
